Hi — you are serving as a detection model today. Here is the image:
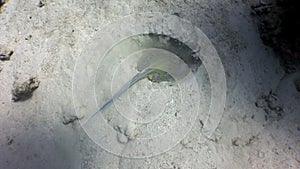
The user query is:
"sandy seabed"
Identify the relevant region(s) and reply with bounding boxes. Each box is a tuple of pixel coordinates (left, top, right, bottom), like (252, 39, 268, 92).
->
(0, 0, 299, 168)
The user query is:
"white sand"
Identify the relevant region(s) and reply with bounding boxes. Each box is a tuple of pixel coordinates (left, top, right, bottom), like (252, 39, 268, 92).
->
(0, 0, 299, 168)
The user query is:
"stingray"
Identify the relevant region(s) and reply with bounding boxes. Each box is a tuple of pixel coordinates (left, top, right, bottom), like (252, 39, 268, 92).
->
(81, 50, 193, 126)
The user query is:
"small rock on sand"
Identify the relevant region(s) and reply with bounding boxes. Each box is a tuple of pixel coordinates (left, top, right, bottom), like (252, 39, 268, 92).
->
(12, 77, 40, 101)
(0, 45, 14, 61)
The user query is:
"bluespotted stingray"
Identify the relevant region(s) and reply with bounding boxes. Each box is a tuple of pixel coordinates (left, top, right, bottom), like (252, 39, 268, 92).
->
(81, 36, 201, 126)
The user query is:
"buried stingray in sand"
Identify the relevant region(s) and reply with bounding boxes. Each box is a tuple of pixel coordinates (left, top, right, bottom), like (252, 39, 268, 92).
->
(81, 49, 197, 126)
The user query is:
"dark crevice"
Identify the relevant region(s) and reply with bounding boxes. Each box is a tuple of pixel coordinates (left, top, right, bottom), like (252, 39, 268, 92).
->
(252, 0, 300, 73)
